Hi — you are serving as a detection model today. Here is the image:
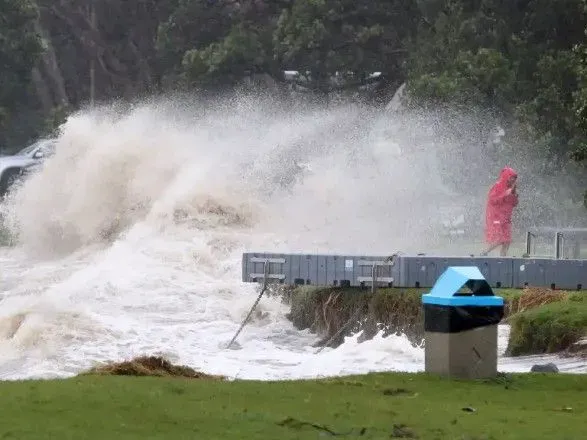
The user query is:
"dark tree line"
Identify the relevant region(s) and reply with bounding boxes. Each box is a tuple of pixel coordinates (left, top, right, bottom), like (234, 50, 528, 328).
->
(1, 0, 586, 204)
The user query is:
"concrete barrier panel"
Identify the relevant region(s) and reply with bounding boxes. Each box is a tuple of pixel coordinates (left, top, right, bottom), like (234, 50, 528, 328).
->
(512, 258, 587, 290)
(241, 252, 586, 290)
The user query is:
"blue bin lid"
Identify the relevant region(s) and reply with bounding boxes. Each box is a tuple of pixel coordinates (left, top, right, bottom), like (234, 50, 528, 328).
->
(421, 266, 504, 307)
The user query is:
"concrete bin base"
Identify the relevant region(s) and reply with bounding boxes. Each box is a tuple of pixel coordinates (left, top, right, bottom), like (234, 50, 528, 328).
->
(424, 324, 498, 379)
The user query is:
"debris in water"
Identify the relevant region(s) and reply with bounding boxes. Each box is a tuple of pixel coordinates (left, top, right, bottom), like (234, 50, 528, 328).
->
(81, 355, 225, 380)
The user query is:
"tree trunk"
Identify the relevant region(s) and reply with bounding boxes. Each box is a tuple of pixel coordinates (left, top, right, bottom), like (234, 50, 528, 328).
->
(30, 66, 54, 114)
(33, 17, 70, 108)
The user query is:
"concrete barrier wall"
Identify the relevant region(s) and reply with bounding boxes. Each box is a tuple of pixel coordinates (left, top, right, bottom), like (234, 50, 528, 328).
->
(242, 253, 587, 290)
(242, 253, 396, 287)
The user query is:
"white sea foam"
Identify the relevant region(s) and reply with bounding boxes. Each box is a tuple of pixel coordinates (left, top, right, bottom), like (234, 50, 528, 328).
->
(0, 95, 583, 381)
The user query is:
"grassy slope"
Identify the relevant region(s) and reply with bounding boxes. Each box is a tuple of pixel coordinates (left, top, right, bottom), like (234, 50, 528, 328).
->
(290, 286, 538, 310)
(288, 285, 575, 337)
(507, 294, 587, 355)
(288, 286, 587, 356)
(1, 373, 586, 439)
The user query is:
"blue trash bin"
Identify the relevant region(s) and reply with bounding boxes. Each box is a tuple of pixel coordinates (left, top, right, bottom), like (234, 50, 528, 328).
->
(422, 266, 505, 379)
(422, 266, 505, 332)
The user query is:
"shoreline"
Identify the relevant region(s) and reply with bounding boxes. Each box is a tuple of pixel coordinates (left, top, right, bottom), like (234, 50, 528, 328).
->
(0, 323, 584, 384)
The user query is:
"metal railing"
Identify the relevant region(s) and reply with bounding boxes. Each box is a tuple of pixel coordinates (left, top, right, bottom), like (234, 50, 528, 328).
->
(525, 227, 587, 259)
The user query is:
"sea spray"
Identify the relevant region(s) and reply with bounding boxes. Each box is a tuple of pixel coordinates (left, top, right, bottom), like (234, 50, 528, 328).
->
(0, 92, 583, 380)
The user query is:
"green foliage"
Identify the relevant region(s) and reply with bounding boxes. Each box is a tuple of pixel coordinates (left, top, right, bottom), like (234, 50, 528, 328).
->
(182, 23, 272, 86)
(289, 286, 587, 355)
(287, 286, 557, 349)
(158, 0, 282, 88)
(0, 0, 585, 203)
(407, 0, 587, 199)
(0, 0, 43, 145)
(572, 18, 587, 193)
(41, 104, 71, 137)
(507, 295, 587, 356)
(155, 0, 237, 75)
(409, 48, 514, 109)
(273, 0, 418, 91)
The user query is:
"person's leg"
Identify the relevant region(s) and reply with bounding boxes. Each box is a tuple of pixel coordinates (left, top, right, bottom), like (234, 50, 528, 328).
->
(482, 220, 502, 256)
(499, 222, 512, 256)
(499, 242, 510, 256)
(480, 243, 500, 256)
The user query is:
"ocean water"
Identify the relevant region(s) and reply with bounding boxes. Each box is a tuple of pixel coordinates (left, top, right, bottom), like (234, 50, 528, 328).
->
(0, 96, 583, 381)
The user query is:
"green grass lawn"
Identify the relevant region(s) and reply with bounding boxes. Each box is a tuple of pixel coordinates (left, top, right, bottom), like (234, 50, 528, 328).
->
(1, 372, 585, 440)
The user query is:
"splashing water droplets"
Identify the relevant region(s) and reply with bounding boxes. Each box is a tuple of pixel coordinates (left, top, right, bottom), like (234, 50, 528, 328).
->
(0, 94, 584, 380)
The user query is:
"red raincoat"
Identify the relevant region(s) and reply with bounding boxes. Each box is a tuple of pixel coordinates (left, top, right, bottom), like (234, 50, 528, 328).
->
(485, 167, 518, 245)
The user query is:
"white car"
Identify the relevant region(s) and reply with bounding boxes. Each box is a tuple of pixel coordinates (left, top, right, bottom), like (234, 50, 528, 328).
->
(0, 138, 56, 196)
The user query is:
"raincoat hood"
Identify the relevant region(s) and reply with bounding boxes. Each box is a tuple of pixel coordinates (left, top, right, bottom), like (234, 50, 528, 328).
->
(497, 166, 517, 183)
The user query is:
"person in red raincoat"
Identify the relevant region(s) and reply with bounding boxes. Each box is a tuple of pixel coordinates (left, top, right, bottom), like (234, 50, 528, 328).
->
(480, 166, 518, 256)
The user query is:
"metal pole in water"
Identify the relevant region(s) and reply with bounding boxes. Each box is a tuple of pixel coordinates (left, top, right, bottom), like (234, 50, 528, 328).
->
(226, 260, 269, 349)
